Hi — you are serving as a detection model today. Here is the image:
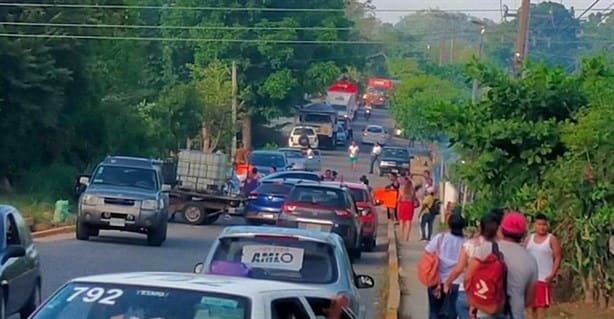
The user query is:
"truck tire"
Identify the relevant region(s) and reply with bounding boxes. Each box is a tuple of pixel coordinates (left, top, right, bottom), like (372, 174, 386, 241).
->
(298, 135, 310, 147)
(147, 220, 167, 246)
(76, 219, 90, 241)
(183, 204, 206, 225)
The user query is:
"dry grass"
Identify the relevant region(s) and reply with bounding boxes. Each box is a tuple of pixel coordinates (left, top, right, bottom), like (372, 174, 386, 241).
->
(545, 302, 614, 319)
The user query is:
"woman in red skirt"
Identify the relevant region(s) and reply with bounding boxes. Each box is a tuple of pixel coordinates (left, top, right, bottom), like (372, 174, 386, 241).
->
(397, 181, 417, 242)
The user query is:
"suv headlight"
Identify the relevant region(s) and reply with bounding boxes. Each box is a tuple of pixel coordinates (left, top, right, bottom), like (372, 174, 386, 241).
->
(141, 199, 159, 210)
(82, 194, 103, 206)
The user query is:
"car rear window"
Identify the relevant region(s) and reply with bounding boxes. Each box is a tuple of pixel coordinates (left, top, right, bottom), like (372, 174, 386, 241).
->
(211, 237, 338, 284)
(254, 182, 293, 195)
(366, 126, 383, 133)
(288, 186, 346, 207)
(281, 150, 305, 159)
(349, 188, 369, 202)
(293, 128, 315, 135)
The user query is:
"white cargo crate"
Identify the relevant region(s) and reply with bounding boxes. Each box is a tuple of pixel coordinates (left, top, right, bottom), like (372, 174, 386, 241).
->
(176, 150, 228, 192)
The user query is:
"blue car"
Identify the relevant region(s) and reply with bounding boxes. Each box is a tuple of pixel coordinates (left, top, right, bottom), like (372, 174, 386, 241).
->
(244, 178, 303, 225)
(260, 170, 321, 182)
(248, 150, 289, 177)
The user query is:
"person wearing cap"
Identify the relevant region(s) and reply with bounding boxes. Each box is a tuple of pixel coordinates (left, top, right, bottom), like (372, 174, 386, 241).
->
(418, 186, 436, 241)
(470, 211, 539, 319)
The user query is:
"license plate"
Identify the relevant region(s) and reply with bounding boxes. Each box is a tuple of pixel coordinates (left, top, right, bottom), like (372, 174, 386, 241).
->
(391, 169, 399, 173)
(109, 218, 126, 227)
(299, 223, 329, 232)
(260, 212, 276, 219)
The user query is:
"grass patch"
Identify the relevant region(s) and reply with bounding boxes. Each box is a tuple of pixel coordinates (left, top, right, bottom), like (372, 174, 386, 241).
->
(0, 193, 76, 228)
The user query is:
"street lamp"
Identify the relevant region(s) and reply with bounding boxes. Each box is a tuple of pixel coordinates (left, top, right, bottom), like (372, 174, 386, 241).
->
(471, 20, 487, 104)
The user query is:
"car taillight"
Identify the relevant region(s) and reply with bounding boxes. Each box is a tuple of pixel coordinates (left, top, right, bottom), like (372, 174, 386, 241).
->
(334, 209, 352, 218)
(248, 192, 258, 200)
(281, 203, 296, 214)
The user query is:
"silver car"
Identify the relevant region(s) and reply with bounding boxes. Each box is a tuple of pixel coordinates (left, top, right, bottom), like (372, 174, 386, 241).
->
(360, 124, 389, 145)
(194, 226, 375, 319)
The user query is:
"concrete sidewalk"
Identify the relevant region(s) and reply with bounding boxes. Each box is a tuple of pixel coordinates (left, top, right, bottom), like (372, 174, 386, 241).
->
(397, 223, 429, 319)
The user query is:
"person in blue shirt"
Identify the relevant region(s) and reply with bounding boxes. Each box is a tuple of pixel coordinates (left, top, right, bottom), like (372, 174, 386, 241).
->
(243, 167, 260, 195)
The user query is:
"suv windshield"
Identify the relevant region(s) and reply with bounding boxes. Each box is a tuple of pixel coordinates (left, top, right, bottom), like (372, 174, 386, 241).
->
(91, 165, 159, 190)
(250, 153, 286, 168)
(32, 282, 250, 319)
(331, 104, 346, 111)
(254, 182, 293, 195)
(382, 148, 409, 159)
(292, 128, 315, 136)
(211, 237, 338, 284)
(349, 188, 369, 202)
(288, 186, 346, 207)
(303, 114, 331, 123)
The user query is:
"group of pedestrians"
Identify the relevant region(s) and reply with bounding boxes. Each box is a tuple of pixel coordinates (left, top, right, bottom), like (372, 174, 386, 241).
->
(419, 209, 562, 319)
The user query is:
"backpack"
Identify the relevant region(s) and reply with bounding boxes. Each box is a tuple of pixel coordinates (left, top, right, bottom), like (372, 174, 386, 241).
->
(464, 242, 509, 315)
(429, 198, 441, 215)
(417, 234, 444, 287)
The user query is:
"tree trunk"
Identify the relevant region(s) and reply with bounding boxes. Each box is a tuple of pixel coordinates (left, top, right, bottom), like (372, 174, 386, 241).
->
(201, 126, 213, 154)
(242, 113, 252, 150)
(582, 272, 595, 304)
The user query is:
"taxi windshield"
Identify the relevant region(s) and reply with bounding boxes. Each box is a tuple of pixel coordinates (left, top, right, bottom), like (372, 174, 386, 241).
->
(211, 237, 338, 284)
(31, 282, 250, 319)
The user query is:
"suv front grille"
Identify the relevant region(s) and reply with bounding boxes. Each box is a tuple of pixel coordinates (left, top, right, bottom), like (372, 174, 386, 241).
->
(104, 197, 136, 206)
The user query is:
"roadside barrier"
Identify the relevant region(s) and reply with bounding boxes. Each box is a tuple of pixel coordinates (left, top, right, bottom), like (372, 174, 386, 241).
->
(386, 219, 400, 319)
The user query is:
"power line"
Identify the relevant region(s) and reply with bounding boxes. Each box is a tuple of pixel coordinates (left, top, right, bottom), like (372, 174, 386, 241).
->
(0, 32, 383, 44)
(577, 0, 603, 20)
(0, 22, 354, 31)
(0, 3, 513, 13)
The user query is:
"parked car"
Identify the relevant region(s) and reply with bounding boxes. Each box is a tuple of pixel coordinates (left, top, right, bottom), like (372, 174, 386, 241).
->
(378, 146, 412, 176)
(288, 125, 319, 149)
(29, 272, 366, 319)
(249, 150, 290, 176)
(304, 148, 323, 172)
(260, 171, 321, 182)
(194, 226, 375, 319)
(244, 178, 302, 225)
(0, 205, 41, 318)
(335, 123, 348, 146)
(75, 156, 170, 246)
(277, 182, 362, 260)
(322, 182, 381, 251)
(360, 125, 389, 145)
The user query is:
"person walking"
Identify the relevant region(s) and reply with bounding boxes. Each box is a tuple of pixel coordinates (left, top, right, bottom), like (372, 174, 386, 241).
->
(419, 187, 436, 241)
(424, 214, 467, 319)
(369, 141, 382, 174)
(397, 181, 417, 242)
(525, 214, 562, 319)
(348, 141, 359, 171)
(385, 173, 400, 222)
(444, 213, 502, 319)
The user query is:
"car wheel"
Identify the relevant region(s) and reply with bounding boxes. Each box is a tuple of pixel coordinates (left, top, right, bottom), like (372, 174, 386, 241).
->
(89, 227, 100, 237)
(20, 280, 41, 319)
(76, 219, 90, 241)
(351, 247, 362, 260)
(364, 237, 376, 252)
(0, 289, 6, 319)
(183, 204, 206, 225)
(147, 220, 167, 246)
(201, 210, 220, 225)
(378, 167, 384, 177)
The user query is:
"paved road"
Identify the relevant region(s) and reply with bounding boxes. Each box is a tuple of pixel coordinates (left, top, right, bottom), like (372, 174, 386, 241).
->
(33, 106, 407, 319)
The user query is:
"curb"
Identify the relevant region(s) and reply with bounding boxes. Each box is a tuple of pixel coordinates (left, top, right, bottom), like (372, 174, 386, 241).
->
(32, 225, 75, 239)
(386, 219, 401, 319)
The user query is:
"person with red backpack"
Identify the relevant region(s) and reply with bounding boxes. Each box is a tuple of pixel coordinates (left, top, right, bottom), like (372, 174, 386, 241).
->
(465, 211, 538, 319)
(443, 212, 502, 319)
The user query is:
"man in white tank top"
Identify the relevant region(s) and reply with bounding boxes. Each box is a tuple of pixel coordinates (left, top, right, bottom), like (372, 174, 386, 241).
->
(525, 214, 562, 319)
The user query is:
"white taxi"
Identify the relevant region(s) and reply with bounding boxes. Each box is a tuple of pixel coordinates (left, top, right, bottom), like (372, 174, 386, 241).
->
(28, 272, 358, 319)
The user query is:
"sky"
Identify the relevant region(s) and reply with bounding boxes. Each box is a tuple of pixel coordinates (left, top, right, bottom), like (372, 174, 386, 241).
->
(372, 0, 611, 24)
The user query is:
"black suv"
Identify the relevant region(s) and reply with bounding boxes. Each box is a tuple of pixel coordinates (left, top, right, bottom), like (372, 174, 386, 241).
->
(378, 146, 412, 176)
(277, 182, 362, 260)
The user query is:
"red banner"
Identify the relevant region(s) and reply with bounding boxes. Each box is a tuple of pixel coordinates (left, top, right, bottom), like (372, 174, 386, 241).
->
(367, 77, 393, 89)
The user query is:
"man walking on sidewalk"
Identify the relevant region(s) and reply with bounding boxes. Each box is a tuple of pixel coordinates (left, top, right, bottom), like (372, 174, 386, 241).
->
(369, 142, 382, 174)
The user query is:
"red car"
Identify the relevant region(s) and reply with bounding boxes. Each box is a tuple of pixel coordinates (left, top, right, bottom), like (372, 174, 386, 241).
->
(323, 182, 381, 251)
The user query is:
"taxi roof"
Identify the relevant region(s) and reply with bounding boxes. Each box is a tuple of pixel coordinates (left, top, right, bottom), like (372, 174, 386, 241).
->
(321, 181, 368, 190)
(70, 272, 320, 296)
(219, 225, 343, 245)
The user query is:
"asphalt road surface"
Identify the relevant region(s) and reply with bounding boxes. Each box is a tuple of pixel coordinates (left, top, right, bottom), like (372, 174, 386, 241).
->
(33, 106, 408, 319)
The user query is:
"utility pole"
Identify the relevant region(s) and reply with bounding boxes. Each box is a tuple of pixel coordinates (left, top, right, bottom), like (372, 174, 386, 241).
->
(472, 25, 486, 104)
(231, 60, 238, 159)
(513, 0, 531, 77)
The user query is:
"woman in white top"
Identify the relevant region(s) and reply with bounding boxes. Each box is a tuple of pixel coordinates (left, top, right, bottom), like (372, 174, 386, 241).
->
(443, 213, 502, 319)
